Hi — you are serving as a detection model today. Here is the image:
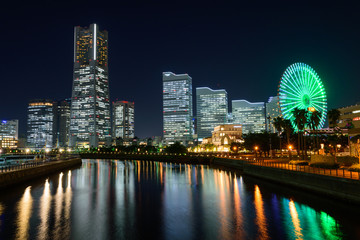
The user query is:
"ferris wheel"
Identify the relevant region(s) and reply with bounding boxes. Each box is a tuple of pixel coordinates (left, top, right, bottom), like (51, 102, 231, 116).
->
(278, 62, 327, 131)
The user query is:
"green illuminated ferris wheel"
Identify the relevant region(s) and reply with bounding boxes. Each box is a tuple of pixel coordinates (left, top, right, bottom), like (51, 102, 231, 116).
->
(278, 63, 327, 131)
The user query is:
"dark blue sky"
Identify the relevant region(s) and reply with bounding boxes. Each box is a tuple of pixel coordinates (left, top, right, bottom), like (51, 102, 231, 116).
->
(1, 2, 359, 138)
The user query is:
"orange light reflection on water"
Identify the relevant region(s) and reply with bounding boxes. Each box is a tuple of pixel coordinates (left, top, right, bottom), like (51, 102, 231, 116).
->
(53, 172, 64, 239)
(233, 178, 245, 238)
(289, 200, 303, 240)
(254, 185, 269, 240)
(37, 179, 51, 239)
(16, 186, 33, 240)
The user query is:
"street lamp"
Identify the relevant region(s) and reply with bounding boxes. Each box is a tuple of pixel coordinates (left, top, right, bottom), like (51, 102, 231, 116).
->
(288, 145, 292, 160)
(254, 146, 259, 157)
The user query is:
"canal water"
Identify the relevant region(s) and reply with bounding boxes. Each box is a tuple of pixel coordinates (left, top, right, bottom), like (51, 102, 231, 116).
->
(0, 159, 359, 239)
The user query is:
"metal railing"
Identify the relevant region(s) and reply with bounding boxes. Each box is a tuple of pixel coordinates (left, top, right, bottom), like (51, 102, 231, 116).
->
(249, 159, 360, 180)
(0, 156, 78, 174)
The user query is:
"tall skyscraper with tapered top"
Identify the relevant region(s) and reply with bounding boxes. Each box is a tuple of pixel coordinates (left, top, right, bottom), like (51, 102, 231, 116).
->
(69, 24, 111, 148)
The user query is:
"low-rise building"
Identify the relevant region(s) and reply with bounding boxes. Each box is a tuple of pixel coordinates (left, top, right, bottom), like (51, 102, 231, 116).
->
(337, 103, 360, 136)
(0, 119, 19, 149)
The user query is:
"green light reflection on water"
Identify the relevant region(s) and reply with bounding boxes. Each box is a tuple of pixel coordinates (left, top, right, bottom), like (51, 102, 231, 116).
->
(281, 198, 343, 240)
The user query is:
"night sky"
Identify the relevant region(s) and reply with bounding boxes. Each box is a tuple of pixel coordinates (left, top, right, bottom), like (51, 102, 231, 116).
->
(1, 2, 359, 138)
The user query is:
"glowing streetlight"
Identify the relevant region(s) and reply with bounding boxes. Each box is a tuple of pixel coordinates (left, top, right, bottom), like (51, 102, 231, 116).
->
(288, 145, 292, 160)
(254, 146, 259, 151)
(67, 148, 72, 153)
(59, 148, 64, 153)
(45, 148, 50, 153)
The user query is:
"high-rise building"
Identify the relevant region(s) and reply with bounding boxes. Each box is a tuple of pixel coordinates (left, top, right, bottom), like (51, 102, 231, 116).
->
(196, 87, 228, 140)
(0, 119, 19, 149)
(163, 72, 193, 145)
(27, 99, 56, 149)
(57, 99, 71, 147)
(112, 101, 135, 140)
(69, 23, 111, 148)
(265, 96, 281, 133)
(232, 100, 265, 134)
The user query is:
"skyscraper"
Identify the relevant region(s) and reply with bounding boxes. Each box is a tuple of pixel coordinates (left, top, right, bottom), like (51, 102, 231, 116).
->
(69, 24, 111, 148)
(196, 87, 228, 140)
(232, 100, 265, 134)
(57, 99, 71, 147)
(27, 99, 56, 149)
(163, 72, 193, 145)
(265, 96, 281, 133)
(112, 101, 135, 141)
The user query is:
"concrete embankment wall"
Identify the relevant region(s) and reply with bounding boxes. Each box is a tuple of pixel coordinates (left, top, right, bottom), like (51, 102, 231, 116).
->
(213, 157, 360, 204)
(0, 158, 82, 189)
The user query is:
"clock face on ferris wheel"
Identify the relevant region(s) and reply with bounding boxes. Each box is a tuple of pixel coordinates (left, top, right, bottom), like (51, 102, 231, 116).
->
(278, 62, 327, 131)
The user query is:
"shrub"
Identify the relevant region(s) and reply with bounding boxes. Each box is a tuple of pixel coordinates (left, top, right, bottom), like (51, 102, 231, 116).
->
(348, 164, 360, 172)
(310, 162, 339, 169)
(336, 156, 359, 166)
(289, 160, 309, 166)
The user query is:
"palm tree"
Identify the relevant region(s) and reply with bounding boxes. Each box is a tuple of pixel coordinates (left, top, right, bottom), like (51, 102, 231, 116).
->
(309, 110, 322, 153)
(292, 108, 307, 159)
(273, 117, 283, 155)
(282, 119, 293, 158)
(328, 109, 341, 128)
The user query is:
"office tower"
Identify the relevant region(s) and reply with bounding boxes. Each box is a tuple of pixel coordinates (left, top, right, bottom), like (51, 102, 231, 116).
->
(265, 96, 281, 133)
(27, 99, 56, 149)
(232, 100, 265, 134)
(69, 23, 111, 148)
(196, 87, 228, 140)
(57, 99, 71, 147)
(0, 119, 19, 148)
(163, 72, 193, 145)
(112, 101, 135, 140)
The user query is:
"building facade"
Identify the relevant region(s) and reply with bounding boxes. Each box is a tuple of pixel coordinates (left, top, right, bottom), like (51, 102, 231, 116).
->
(0, 119, 19, 149)
(211, 124, 243, 146)
(27, 99, 55, 149)
(196, 87, 228, 140)
(112, 101, 135, 141)
(69, 23, 111, 148)
(265, 96, 281, 133)
(163, 72, 193, 145)
(232, 100, 265, 134)
(57, 99, 71, 147)
(337, 103, 360, 136)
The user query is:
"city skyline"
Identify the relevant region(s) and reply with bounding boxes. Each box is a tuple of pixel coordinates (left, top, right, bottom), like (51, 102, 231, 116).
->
(1, 4, 360, 138)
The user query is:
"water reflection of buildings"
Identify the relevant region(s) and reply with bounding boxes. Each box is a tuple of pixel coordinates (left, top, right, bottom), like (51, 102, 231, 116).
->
(38, 179, 51, 239)
(254, 185, 269, 239)
(0, 202, 4, 228)
(289, 200, 303, 239)
(16, 186, 33, 240)
(6, 160, 345, 240)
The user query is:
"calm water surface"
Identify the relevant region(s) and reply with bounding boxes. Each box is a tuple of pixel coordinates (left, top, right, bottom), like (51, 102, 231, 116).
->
(0, 159, 359, 239)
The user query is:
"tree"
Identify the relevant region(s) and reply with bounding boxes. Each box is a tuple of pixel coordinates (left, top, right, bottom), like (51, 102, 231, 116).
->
(292, 108, 308, 159)
(164, 142, 187, 153)
(273, 116, 283, 154)
(309, 110, 322, 153)
(328, 109, 341, 128)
